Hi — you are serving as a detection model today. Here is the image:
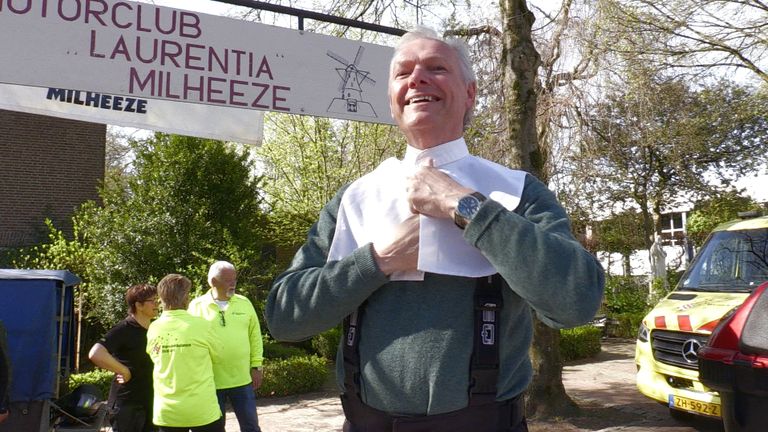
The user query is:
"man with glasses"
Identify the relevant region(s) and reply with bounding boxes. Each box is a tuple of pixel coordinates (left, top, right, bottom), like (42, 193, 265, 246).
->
(188, 261, 264, 432)
(89, 284, 159, 432)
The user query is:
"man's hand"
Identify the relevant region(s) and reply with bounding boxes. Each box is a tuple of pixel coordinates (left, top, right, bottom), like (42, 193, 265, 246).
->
(406, 158, 472, 219)
(251, 368, 263, 390)
(115, 368, 132, 384)
(373, 214, 420, 275)
(0, 410, 8, 423)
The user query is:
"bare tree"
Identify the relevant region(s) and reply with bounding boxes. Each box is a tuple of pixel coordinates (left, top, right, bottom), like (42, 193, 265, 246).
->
(597, 0, 768, 83)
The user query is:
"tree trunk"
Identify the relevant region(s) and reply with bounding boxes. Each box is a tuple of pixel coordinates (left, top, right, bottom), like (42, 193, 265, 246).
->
(500, 0, 579, 419)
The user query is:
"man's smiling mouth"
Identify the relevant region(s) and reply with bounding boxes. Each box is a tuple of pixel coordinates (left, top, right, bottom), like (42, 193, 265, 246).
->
(407, 95, 439, 105)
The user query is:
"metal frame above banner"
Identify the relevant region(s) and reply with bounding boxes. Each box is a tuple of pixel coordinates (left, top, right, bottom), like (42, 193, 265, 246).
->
(212, 0, 406, 35)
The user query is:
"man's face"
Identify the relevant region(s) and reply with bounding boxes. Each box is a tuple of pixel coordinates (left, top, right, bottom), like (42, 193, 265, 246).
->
(388, 38, 476, 149)
(213, 267, 237, 300)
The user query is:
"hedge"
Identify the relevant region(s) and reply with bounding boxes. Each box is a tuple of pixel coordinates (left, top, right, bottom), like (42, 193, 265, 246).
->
(257, 355, 329, 398)
(66, 368, 113, 400)
(560, 325, 602, 361)
(311, 326, 342, 360)
(263, 340, 308, 360)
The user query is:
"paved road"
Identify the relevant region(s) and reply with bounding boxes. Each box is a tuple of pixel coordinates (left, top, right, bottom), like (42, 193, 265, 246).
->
(225, 339, 724, 432)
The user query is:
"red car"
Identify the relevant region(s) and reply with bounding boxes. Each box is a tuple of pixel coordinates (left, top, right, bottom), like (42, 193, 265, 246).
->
(698, 281, 768, 432)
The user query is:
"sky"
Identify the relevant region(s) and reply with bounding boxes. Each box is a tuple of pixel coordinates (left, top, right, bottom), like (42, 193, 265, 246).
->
(138, 0, 766, 203)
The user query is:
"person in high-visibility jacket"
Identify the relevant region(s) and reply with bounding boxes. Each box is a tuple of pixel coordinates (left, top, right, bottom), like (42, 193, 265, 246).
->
(147, 274, 223, 432)
(188, 261, 264, 432)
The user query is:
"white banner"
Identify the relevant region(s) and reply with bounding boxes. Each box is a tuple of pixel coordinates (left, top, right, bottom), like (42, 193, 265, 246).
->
(0, 0, 395, 129)
(0, 83, 264, 144)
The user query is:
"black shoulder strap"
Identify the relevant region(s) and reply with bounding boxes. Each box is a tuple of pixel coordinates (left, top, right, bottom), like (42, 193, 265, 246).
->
(342, 274, 504, 407)
(342, 306, 363, 396)
(469, 274, 503, 406)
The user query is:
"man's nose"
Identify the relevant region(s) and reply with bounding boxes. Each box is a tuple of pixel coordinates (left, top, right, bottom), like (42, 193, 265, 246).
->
(408, 66, 429, 87)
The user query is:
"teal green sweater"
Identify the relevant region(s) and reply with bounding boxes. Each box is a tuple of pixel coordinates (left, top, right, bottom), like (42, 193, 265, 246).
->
(266, 175, 604, 416)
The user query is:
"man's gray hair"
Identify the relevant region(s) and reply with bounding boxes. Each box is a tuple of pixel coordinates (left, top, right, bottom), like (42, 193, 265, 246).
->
(208, 260, 235, 286)
(392, 26, 477, 129)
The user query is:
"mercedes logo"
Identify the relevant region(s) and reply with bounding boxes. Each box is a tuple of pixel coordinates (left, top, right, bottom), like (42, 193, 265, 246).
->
(682, 339, 702, 363)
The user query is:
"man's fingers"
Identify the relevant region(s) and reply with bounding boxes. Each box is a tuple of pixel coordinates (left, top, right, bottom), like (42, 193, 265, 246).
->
(419, 157, 435, 168)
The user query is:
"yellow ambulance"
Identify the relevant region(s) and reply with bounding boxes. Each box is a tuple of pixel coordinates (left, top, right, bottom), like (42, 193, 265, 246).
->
(635, 212, 768, 419)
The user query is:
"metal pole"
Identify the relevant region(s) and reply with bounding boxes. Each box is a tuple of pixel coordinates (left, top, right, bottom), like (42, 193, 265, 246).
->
(210, 0, 405, 36)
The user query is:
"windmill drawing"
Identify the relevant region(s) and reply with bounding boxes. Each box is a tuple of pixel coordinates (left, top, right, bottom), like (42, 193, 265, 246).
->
(326, 46, 378, 117)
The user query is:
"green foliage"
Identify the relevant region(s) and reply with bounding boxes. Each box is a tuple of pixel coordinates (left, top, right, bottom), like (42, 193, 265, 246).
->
(263, 340, 309, 360)
(608, 312, 647, 339)
(571, 72, 768, 247)
(258, 355, 329, 398)
(560, 326, 602, 361)
(311, 326, 342, 360)
(14, 133, 272, 329)
(66, 369, 113, 400)
(604, 276, 649, 315)
(686, 192, 761, 246)
(257, 114, 403, 249)
(595, 210, 647, 256)
(604, 276, 651, 338)
(12, 218, 96, 307)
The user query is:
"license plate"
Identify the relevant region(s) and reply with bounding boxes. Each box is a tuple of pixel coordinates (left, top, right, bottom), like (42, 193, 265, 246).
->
(668, 395, 721, 417)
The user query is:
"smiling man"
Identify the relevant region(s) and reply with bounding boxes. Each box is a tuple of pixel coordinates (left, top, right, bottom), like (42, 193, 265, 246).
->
(266, 27, 605, 432)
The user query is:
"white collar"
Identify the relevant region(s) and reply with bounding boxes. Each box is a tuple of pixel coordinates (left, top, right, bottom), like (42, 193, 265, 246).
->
(402, 138, 469, 168)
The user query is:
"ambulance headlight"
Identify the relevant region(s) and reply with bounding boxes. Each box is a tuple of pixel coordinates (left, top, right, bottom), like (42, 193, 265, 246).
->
(637, 322, 649, 342)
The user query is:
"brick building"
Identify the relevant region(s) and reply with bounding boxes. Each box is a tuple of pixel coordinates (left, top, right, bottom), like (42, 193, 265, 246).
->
(0, 109, 105, 249)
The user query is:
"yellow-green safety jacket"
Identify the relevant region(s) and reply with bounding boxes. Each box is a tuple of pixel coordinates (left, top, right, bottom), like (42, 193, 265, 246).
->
(146, 309, 222, 427)
(188, 290, 264, 389)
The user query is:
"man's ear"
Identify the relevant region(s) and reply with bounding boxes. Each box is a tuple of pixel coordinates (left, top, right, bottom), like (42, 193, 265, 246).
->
(466, 81, 477, 108)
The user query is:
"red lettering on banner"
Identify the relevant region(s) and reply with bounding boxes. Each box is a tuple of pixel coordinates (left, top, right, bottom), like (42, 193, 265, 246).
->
(127, 68, 291, 111)
(89, 29, 105, 58)
(111, 2, 132, 29)
(160, 40, 182, 67)
(58, 0, 81, 21)
(256, 57, 274, 80)
(85, 0, 108, 26)
(272, 85, 290, 111)
(229, 80, 248, 107)
(251, 83, 269, 109)
(110, 35, 131, 61)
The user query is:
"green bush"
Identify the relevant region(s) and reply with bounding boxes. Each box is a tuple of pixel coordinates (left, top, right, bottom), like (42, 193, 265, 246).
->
(263, 340, 308, 360)
(605, 276, 649, 315)
(608, 311, 646, 338)
(66, 368, 113, 400)
(258, 355, 329, 398)
(311, 326, 341, 360)
(560, 326, 602, 361)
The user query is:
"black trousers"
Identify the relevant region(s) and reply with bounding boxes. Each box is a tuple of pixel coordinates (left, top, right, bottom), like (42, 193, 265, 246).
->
(157, 416, 225, 432)
(111, 401, 155, 432)
(341, 394, 528, 432)
(343, 418, 529, 432)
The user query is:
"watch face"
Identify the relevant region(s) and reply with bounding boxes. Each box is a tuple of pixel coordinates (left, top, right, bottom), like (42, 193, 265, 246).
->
(458, 195, 481, 219)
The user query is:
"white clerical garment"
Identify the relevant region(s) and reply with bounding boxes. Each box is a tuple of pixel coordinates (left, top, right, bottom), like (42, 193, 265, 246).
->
(328, 138, 527, 280)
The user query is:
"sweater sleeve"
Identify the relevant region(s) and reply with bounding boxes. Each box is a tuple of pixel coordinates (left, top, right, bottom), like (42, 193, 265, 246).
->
(266, 187, 390, 341)
(465, 175, 605, 328)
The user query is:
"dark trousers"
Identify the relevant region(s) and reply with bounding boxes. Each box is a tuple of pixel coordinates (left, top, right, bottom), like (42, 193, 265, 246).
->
(343, 418, 529, 432)
(157, 416, 224, 432)
(111, 401, 155, 432)
(216, 384, 261, 432)
(341, 394, 528, 432)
